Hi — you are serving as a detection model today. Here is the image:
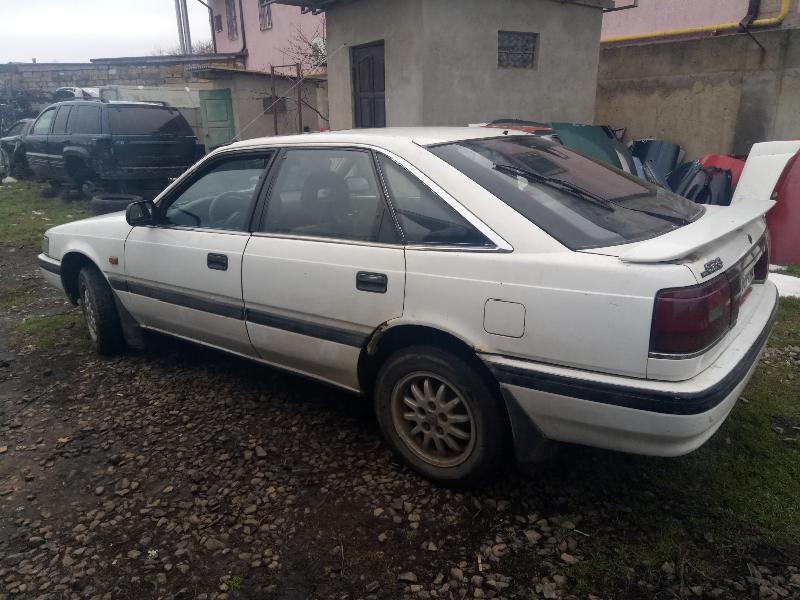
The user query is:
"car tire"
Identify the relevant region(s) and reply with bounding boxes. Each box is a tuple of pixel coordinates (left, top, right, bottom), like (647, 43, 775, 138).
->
(374, 345, 507, 486)
(90, 193, 142, 215)
(78, 267, 127, 356)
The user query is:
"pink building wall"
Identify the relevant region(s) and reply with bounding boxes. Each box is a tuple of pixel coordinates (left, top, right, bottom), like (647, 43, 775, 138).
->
(210, 0, 325, 72)
(602, 0, 760, 39)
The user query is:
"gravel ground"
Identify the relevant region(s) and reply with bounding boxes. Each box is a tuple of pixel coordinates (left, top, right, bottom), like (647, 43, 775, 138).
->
(1, 244, 799, 600)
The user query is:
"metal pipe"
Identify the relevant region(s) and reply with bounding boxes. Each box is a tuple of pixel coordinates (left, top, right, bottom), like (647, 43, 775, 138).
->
(601, 0, 790, 44)
(271, 65, 279, 136)
(175, 0, 188, 54)
(183, 0, 193, 54)
(296, 63, 303, 133)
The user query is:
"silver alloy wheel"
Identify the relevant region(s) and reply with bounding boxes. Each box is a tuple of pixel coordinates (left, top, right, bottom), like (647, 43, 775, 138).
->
(82, 286, 98, 342)
(390, 372, 476, 468)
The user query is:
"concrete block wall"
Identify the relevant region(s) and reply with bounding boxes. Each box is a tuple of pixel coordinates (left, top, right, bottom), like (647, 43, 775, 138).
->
(596, 28, 800, 159)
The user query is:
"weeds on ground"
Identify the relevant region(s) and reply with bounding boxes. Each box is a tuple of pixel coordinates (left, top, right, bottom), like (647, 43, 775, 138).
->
(0, 181, 90, 246)
(15, 311, 91, 353)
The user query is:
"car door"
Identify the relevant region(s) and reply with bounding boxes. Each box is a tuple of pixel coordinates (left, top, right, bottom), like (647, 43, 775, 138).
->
(26, 107, 57, 179)
(47, 105, 72, 180)
(121, 150, 274, 356)
(242, 147, 405, 391)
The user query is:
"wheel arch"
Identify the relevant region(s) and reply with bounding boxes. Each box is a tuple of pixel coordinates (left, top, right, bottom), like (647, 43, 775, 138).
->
(60, 251, 102, 305)
(358, 322, 499, 397)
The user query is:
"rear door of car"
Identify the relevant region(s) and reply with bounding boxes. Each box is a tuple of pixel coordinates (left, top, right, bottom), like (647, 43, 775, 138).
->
(26, 107, 57, 178)
(241, 146, 405, 391)
(108, 104, 196, 170)
(121, 150, 274, 355)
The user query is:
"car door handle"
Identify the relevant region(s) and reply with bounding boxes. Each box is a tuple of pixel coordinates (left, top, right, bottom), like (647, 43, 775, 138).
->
(356, 271, 387, 293)
(207, 253, 228, 271)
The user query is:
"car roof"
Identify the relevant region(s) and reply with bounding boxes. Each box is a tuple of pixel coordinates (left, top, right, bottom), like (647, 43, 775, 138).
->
(228, 127, 521, 150)
(46, 100, 172, 108)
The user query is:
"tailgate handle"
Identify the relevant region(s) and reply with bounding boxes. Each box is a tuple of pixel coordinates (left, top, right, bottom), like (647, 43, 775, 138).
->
(356, 271, 387, 293)
(207, 253, 228, 271)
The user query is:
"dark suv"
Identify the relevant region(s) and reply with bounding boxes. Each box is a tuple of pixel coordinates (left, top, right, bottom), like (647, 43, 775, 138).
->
(25, 100, 199, 193)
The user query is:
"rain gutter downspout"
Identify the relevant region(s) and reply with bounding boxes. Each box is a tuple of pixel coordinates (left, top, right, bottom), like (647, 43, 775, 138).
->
(601, 0, 790, 44)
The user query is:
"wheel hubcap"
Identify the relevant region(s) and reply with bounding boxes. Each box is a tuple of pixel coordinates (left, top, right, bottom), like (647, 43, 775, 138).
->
(82, 287, 98, 342)
(390, 372, 476, 468)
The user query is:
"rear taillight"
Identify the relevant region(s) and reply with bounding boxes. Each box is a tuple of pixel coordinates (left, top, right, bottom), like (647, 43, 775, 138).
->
(650, 274, 731, 356)
(754, 232, 769, 282)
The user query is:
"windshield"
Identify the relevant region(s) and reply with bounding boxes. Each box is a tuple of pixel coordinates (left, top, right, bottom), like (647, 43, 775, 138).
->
(428, 136, 704, 250)
(108, 106, 194, 136)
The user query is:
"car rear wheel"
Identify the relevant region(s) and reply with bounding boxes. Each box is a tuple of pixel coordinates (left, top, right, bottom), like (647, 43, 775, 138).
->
(374, 346, 507, 486)
(78, 267, 126, 356)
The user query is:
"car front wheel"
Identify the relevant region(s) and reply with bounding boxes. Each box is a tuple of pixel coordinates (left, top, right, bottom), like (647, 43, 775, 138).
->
(78, 267, 126, 356)
(374, 346, 507, 486)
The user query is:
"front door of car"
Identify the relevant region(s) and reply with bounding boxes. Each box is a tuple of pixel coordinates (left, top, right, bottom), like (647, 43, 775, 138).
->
(47, 105, 72, 180)
(242, 147, 405, 391)
(121, 151, 274, 355)
(26, 107, 56, 179)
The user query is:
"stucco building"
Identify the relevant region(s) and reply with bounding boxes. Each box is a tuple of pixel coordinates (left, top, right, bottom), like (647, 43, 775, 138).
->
(275, 0, 610, 130)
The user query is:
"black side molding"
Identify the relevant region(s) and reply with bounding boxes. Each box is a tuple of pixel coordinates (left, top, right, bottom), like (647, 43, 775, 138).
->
(490, 298, 778, 416)
(245, 309, 368, 348)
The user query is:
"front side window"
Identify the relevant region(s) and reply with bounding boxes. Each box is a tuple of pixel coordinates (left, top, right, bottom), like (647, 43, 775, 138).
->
(31, 109, 56, 135)
(161, 154, 272, 231)
(429, 136, 704, 250)
(225, 0, 239, 41)
(261, 149, 397, 243)
(109, 106, 193, 136)
(68, 105, 102, 134)
(377, 155, 491, 247)
(52, 106, 72, 135)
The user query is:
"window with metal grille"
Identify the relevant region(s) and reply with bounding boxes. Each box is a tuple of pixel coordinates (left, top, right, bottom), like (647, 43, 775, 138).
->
(259, 0, 273, 30)
(498, 31, 538, 69)
(225, 0, 239, 41)
(213, 14, 223, 33)
(263, 96, 287, 114)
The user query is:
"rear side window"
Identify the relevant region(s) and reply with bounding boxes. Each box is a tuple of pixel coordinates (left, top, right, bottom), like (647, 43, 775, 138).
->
(31, 109, 56, 135)
(377, 155, 491, 247)
(429, 136, 704, 250)
(52, 106, 72, 134)
(69, 106, 102, 134)
(261, 149, 398, 243)
(109, 106, 193, 136)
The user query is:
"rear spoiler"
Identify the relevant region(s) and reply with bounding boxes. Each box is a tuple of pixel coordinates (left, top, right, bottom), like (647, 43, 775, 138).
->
(619, 200, 774, 263)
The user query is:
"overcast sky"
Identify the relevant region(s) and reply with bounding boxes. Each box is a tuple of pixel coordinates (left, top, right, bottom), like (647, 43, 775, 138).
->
(1, 0, 213, 63)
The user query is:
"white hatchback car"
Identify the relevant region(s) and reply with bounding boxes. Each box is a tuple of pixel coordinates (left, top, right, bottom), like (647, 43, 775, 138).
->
(39, 128, 779, 485)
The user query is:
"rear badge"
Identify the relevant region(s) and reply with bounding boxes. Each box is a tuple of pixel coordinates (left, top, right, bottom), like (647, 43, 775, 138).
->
(701, 257, 724, 278)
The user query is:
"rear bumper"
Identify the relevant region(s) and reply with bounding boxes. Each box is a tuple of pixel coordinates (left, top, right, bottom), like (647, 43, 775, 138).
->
(483, 281, 779, 458)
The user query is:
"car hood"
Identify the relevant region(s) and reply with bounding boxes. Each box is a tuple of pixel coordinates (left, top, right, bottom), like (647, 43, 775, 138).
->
(47, 210, 132, 240)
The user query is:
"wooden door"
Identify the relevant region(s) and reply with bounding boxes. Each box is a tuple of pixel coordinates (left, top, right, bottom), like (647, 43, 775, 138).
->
(351, 42, 386, 128)
(199, 88, 235, 151)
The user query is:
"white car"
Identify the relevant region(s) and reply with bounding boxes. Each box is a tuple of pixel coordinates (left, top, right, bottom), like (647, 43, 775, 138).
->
(39, 128, 779, 485)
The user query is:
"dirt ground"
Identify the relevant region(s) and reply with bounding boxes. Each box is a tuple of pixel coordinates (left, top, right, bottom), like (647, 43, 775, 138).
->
(1, 212, 799, 599)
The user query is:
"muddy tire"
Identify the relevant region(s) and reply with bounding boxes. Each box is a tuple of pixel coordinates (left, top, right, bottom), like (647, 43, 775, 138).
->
(90, 193, 141, 215)
(78, 267, 127, 356)
(374, 346, 507, 486)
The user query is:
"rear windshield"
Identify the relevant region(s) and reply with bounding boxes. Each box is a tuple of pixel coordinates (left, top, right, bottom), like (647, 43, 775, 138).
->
(108, 106, 193, 136)
(428, 136, 704, 250)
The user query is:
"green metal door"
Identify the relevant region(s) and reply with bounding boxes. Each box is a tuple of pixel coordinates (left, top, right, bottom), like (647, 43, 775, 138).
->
(199, 89, 235, 151)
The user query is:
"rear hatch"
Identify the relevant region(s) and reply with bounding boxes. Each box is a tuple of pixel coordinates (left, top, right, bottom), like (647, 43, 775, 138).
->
(108, 104, 197, 169)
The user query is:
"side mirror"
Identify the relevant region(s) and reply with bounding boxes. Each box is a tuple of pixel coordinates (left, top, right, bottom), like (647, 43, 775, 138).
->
(126, 200, 156, 226)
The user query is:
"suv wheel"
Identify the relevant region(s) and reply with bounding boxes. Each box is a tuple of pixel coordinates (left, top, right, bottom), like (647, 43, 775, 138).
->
(78, 267, 126, 356)
(374, 346, 507, 486)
